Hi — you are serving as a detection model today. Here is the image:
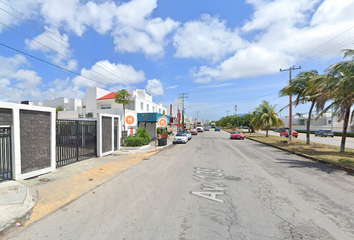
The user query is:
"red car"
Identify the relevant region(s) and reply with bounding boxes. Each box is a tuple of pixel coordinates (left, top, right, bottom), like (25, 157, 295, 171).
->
(230, 131, 245, 140)
(190, 129, 198, 135)
(280, 129, 298, 138)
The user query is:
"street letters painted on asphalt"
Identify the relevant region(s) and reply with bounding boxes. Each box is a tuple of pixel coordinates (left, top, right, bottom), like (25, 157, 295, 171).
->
(191, 167, 225, 203)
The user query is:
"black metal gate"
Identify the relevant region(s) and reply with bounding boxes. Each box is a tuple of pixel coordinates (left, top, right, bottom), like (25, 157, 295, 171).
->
(56, 120, 96, 167)
(0, 126, 12, 182)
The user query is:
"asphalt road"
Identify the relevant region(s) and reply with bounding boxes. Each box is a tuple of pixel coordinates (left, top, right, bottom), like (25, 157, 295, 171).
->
(259, 130, 354, 149)
(7, 130, 354, 239)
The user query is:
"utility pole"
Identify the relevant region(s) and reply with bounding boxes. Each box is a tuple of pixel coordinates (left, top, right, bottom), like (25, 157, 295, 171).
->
(226, 110, 230, 117)
(196, 111, 199, 122)
(234, 105, 237, 116)
(179, 93, 188, 131)
(280, 65, 301, 141)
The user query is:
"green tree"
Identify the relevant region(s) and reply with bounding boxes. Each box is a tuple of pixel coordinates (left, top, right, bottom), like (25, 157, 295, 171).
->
(323, 50, 354, 153)
(56, 105, 63, 119)
(115, 89, 131, 133)
(250, 101, 283, 137)
(279, 70, 327, 145)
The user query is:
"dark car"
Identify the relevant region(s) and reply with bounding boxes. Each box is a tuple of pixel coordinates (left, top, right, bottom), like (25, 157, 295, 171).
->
(314, 130, 334, 137)
(215, 127, 220, 131)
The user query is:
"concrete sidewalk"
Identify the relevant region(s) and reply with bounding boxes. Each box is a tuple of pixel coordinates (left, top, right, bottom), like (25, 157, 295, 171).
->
(0, 139, 173, 235)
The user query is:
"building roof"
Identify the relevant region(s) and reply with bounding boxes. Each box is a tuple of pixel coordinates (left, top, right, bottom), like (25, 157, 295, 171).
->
(97, 92, 117, 100)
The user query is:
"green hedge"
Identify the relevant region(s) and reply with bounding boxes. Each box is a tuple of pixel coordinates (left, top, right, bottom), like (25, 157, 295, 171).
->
(125, 137, 148, 147)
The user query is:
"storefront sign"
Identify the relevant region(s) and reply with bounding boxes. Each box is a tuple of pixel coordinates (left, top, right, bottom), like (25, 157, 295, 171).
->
(125, 115, 136, 125)
(157, 116, 168, 128)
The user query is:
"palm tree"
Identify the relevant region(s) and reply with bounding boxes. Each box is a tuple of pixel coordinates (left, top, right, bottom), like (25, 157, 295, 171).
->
(324, 51, 354, 153)
(115, 89, 131, 134)
(250, 101, 283, 137)
(279, 70, 328, 145)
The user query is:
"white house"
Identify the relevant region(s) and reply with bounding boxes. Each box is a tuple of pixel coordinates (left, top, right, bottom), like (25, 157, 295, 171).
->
(282, 112, 344, 132)
(42, 97, 82, 113)
(58, 87, 169, 139)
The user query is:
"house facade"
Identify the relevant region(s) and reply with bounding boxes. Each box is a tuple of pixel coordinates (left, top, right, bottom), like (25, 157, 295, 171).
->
(58, 87, 169, 139)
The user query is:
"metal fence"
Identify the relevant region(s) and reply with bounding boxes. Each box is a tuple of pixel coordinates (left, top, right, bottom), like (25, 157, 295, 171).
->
(56, 120, 97, 167)
(0, 126, 12, 182)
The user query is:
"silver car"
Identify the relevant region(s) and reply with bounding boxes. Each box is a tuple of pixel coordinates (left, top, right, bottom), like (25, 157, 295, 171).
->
(173, 132, 188, 144)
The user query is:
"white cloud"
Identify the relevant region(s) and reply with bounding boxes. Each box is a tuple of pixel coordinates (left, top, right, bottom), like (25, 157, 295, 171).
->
(12, 69, 42, 89)
(85, 1, 118, 34)
(42, 77, 85, 100)
(72, 60, 146, 88)
(112, 0, 179, 57)
(166, 85, 179, 89)
(242, 0, 319, 32)
(39, 0, 89, 36)
(146, 79, 164, 96)
(0, 0, 39, 33)
(190, 0, 354, 83)
(173, 14, 246, 62)
(25, 28, 78, 70)
(115, 0, 157, 27)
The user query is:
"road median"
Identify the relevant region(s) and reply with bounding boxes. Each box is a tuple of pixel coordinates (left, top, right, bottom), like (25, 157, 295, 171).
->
(227, 129, 354, 173)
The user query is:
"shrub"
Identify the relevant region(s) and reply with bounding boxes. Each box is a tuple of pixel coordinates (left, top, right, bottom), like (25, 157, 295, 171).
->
(125, 136, 147, 147)
(135, 128, 152, 145)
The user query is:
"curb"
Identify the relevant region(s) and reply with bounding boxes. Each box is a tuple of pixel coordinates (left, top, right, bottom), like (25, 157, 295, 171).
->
(0, 181, 38, 235)
(246, 137, 354, 174)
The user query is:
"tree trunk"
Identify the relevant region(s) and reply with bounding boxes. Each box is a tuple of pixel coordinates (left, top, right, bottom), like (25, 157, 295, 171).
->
(266, 127, 269, 137)
(306, 101, 315, 145)
(340, 106, 350, 153)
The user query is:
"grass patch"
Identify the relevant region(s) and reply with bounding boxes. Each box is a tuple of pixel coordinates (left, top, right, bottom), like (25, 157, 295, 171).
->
(225, 129, 354, 171)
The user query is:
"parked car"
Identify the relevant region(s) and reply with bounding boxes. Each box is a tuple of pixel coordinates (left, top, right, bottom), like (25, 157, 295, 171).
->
(182, 130, 192, 140)
(173, 132, 188, 144)
(196, 127, 204, 132)
(190, 129, 198, 135)
(314, 130, 334, 137)
(280, 128, 298, 138)
(230, 131, 245, 140)
(215, 127, 221, 131)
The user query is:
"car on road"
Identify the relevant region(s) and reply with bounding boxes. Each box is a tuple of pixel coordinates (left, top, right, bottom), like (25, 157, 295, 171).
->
(230, 131, 245, 140)
(204, 127, 210, 131)
(196, 126, 204, 132)
(190, 129, 198, 135)
(215, 127, 221, 131)
(314, 130, 334, 137)
(173, 132, 188, 144)
(182, 130, 192, 140)
(280, 128, 298, 138)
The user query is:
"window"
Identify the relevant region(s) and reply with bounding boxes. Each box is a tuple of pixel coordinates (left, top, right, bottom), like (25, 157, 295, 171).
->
(159, 109, 161, 114)
(147, 104, 149, 111)
(101, 104, 111, 109)
(141, 102, 144, 110)
(152, 106, 155, 112)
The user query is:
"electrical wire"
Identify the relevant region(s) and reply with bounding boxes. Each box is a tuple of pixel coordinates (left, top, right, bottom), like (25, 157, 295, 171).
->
(0, 1, 135, 85)
(0, 42, 119, 90)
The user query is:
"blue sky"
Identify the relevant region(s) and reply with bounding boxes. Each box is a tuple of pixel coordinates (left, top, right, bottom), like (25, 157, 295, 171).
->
(1, 0, 354, 122)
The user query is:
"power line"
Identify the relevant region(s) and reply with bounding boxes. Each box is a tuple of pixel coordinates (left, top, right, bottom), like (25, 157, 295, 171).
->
(0, 1, 135, 85)
(0, 42, 119, 90)
(0, 20, 133, 88)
